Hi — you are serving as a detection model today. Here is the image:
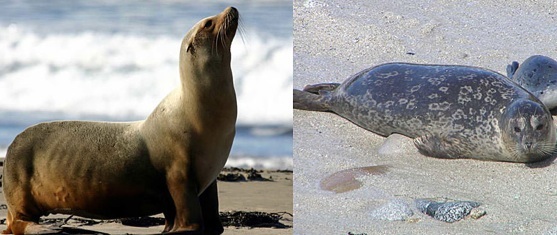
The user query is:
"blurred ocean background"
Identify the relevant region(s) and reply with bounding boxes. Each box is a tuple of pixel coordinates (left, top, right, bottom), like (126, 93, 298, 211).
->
(0, 0, 293, 170)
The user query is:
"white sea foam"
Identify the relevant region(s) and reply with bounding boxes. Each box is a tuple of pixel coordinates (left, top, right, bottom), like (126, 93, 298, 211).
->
(0, 25, 293, 126)
(225, 155, 293, 170)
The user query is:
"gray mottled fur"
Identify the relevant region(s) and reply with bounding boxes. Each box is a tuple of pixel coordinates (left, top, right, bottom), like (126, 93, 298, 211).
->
(294, 63, 557, 162)
(507, 55, 557, 112)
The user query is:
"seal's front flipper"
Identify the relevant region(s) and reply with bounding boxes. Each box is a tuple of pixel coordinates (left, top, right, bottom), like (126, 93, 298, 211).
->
(303, 83, 341, 94)
(506, 61, 519, 79)
(413, 135, 465, 159)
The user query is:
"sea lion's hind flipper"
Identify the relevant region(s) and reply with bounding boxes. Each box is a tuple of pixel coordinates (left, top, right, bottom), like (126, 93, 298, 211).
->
(293, 89, 332, 112)
(303, 83, 341, 94)
(20, 223, 62, 234)
(413, 135, 465, 159)
(506, 61, 520, 79)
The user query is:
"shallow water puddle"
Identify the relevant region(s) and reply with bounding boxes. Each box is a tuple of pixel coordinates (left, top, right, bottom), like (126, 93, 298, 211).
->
(319, 165, 389, 193)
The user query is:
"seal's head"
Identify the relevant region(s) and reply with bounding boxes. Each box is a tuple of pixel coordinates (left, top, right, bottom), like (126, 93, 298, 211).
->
(181, 7, 239, 69)
(502, 99, 556, 162)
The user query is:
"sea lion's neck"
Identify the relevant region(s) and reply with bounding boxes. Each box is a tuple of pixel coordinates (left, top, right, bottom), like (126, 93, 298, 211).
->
(143, 57, 237, 135)
(180, 59, 237, 123)
(180, 57, 233, 92)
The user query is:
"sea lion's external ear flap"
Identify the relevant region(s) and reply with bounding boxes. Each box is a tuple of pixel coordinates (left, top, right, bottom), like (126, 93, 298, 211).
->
(186, 44, 193, 53)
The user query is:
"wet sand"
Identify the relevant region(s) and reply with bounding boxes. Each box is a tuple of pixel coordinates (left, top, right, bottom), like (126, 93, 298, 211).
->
(294, 0, 557, 234)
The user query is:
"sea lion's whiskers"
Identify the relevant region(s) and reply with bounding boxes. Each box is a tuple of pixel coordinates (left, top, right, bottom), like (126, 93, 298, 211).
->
(237, 13, 247, 47)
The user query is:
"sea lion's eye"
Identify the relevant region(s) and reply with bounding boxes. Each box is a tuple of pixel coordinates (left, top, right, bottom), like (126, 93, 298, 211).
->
(204, 20, 213, 28)
(536, 124, 544, 130)
(514, 127, 521, 133)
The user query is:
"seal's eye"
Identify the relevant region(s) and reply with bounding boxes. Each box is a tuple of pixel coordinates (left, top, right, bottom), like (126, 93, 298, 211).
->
(514, 127, 521, 133)
(204, 20, 213, 28)
(536, 124, 544, 131)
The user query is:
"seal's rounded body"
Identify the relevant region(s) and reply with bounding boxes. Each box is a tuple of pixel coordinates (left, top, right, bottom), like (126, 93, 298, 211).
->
(3, 6, 238, 235)
(294, 63, 556, 163)
(507, 55, 557, 112)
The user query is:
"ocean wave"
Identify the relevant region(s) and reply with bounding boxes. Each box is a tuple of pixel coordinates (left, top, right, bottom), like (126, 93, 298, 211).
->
(0, 25, 292, 126)
(226, 155, 293, 170)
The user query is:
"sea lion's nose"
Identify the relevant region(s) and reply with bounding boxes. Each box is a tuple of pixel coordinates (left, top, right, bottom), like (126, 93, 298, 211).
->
(224, 6, 239, 19)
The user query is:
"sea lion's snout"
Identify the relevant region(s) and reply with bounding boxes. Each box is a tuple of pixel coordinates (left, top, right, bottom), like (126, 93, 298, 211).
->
(221, 6, 239, 32)
(214, 6, 239, 50)
(224, 7, 239, 20)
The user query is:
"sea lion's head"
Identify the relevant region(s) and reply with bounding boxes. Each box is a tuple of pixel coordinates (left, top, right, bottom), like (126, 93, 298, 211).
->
(180, 7, 239, 71)
(502, 99, 556, 162)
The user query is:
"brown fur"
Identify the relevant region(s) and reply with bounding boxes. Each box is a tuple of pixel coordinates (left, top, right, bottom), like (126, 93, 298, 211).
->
(2, 7, 239, 235)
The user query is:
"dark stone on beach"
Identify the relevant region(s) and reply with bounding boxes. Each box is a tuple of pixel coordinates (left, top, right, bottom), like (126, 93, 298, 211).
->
(276, 169, 293, 173)
(415, 198, 481, 223)
(120, 217, 166, 227)
(59, 227, 110, 235)
(246, 169, 272, 181)
(218, 168, 273, 181)
(218, 172, 247, 182)
(220, 211, 291, 228)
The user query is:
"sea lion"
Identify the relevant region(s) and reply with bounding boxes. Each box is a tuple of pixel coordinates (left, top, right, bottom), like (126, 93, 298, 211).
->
(3, 6, 239, 235)
(294, 63, 557, 162)
(507, 55, 557, 113)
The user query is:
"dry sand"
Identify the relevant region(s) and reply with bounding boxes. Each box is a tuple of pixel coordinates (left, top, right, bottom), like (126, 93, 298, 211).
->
(0, 168, 292, 234)
(294, 0, 557, 234)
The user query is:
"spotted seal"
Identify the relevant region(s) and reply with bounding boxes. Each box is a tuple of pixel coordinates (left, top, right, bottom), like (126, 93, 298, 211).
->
(294, 63, 556, 162)
(3, 7, 239, 234)
(507, 55, 557, 113)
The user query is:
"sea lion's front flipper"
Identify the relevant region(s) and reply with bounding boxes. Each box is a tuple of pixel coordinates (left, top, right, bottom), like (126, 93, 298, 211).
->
(23, 223, 62, 234)
(413, 134, 466, 159)
(506, 61, 520, 79)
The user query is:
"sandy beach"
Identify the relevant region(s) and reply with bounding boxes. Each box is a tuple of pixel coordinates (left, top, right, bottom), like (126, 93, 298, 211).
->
(0, 167, 292, 234)
(294, 0, 557, 234)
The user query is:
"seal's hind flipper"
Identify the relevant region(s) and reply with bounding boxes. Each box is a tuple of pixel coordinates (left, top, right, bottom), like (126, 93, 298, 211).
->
(413, 135, 465, 159)
(303, 83, 341, 94)
(507, 61, 520, 79)
(293, 89, 332, 112)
